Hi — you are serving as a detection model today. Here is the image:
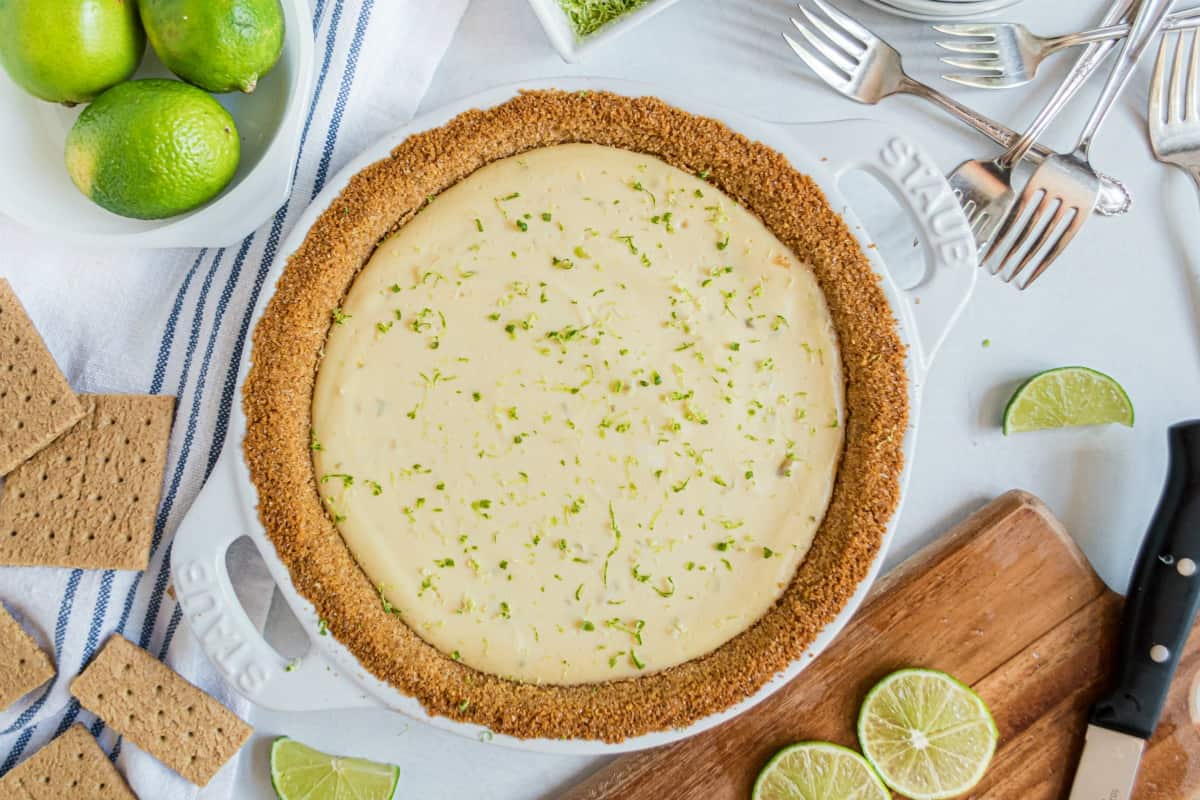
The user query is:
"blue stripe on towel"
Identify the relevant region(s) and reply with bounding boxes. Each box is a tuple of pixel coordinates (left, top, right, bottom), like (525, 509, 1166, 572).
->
(135, 235, 258, 651)
(151, 249, 209, 395)
(312, 0, 375, 198)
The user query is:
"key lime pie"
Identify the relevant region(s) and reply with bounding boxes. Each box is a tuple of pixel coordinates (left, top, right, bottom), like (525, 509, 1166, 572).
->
(245, 90, 908, 741)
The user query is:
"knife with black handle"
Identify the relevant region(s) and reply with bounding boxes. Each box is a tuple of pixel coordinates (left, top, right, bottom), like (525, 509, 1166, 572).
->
(1069, 419, 1200, 800)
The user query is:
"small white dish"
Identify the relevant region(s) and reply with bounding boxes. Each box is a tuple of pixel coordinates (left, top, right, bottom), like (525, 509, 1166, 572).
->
(0, 0, 313, 249)
(526, 0, 685, 62)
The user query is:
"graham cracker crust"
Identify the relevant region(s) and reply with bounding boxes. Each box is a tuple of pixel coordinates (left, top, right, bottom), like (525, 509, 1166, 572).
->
(243, 90, 908, 741)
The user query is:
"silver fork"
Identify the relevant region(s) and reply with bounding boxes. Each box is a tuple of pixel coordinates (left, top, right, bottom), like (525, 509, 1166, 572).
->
(985, 0, 1178, 288)
(1149, 29, 1200, 195)
(948, 11, 1125, 248)
(781, 0, 1131, 217)
(936, 9, 1200, 89)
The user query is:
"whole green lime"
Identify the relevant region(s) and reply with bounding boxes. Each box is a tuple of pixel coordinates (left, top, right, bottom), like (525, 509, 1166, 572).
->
(140, 0, 284, 94)
(65, 79, 241, 220)
(0, 0, 145, 104)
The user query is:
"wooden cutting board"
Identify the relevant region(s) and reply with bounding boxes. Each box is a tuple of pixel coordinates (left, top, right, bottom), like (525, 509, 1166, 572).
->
(560, 491, 1200, 800)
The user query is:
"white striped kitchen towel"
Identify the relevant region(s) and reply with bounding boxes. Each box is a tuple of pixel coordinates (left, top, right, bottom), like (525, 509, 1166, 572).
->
(0, 1, 468, 796)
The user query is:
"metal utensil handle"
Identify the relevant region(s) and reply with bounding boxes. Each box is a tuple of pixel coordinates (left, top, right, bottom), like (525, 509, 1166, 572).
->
(899, 77, 1028, 151)
(1046, 7, 1200, 52)
(1091, 420, 1200, 740)
(896, 78, 1127, 213)
(1076, 0, 1180, 155)
(1000, 0, 1133, 168)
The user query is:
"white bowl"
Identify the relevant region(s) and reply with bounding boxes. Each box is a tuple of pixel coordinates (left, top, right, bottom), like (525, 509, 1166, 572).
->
(526, 0, 685, 62)
(0, 0, 314, 248)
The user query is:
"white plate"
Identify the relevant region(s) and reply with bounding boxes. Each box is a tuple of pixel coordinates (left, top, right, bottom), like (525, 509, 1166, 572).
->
(0, 0, 314, 248)
(170, 77, 977, 755)
(860, 0, 1023, 19)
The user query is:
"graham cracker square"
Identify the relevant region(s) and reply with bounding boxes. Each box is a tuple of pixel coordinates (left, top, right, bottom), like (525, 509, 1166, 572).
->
(0, 724, 135, 800)
(70, 635, 252, 787)
(0, 280, 86, 475)
(0, 394, 174, 571)
(0, 603, 55, 712)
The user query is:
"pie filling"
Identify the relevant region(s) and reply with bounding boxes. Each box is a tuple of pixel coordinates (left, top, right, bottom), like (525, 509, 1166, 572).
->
(311, 143, 844, 684)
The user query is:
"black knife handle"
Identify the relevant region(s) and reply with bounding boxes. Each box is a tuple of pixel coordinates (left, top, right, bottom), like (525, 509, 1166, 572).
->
(1090, 420, 1200, 740)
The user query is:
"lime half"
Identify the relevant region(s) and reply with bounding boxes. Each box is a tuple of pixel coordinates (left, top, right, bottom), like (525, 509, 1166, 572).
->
(857, 669, 997, 800)
(270, 737, 399, 800)
(1003, 366, 1133, 434)
(753, 741, 891, 800)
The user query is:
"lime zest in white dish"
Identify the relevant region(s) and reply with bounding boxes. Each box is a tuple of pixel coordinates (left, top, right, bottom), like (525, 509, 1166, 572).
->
(557, 0, 651, 38)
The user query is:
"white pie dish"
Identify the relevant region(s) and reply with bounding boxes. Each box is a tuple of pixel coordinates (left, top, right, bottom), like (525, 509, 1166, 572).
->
(0, 0, 313, 249)
(170, 77, 977, 754)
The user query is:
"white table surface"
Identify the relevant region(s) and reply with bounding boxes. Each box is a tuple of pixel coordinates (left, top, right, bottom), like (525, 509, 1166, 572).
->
(222, 0, 1200, 797)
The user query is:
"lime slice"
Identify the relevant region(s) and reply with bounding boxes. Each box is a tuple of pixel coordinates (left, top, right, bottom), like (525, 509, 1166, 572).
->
(270, 737, 399, 800)
(857, 669, 997, 800)
(752, 741, 891, 800)
(1003, 366, 1133, 434)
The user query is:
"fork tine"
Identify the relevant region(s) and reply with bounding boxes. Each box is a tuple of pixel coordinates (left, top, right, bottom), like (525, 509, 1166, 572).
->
(782, 32, 852, 91)
(808, 0, 873, 42)
(1019, 206, 1087, 288)
(955, 195, 983, 234)
(972, 211, 994, 238)
(939, 56, 1004, 72)
(931, 23, 995, 38)
(1151, 33, 1170, 125)
(983, 192, 1024, 265)
(1188, 29, 1200, 120)
(789, 16, 857, 72)
(983, 186, 1037, 270)
(1004, 198, 1068, 284)
(967, 208, 996, 245)
(993, 191, 1050, 278)
(1170, 31, 1186, 122)
(943, 73, 1030, 89)
(934, 40, 1000, 55)
(797, 5, 863, 55)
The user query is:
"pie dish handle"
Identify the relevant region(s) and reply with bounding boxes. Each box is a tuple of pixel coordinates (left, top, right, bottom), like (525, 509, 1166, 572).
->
(171, 449, 374, 712)
(782, 118, 977, 377)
